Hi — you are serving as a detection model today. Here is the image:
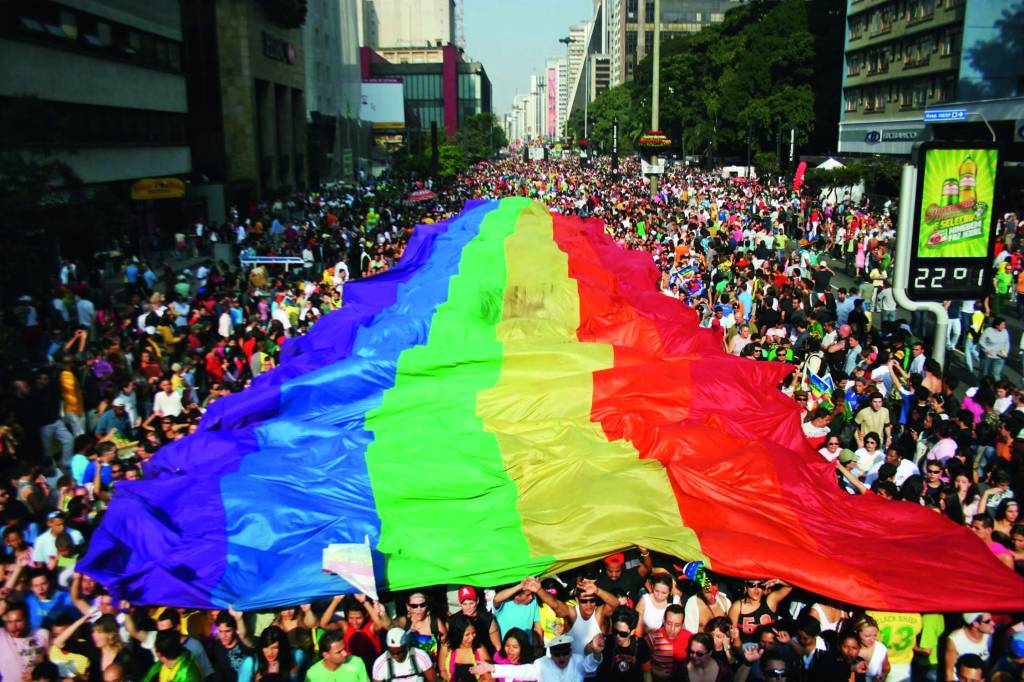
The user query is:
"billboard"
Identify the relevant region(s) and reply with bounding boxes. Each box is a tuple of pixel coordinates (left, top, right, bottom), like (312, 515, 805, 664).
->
(907, 141, 1002, 302)
(915, 147, 998, 259)
(360, 79, 405, 129)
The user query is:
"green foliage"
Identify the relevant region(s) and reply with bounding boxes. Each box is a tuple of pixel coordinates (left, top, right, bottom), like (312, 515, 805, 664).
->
(566, 84, 645, 155)
(456, 113, 507, 162)
(438, 144, 466, 178)
(753, 151, 781, 182)
(634, 0, 822, 161)
(802, 157, 902, 201)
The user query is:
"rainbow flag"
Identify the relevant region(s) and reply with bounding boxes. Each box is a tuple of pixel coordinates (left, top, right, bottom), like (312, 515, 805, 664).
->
(79, 198, 1024, 611)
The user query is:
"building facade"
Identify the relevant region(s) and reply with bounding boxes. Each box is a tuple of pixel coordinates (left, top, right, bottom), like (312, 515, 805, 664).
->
(181, 0, 307, 214)
(304, 0, 367, 184)
(362, 0, 455, 49)
(1, 0, 191, 225)
(607, 0, 743, 85)
(838, 0, 1024, 156)
(362, 45, 491, 137)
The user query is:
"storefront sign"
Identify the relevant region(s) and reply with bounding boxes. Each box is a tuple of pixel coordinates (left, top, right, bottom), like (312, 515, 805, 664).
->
(131, 177, 186, 200)
(864, 129, 923, 144)
(262, 31, 296, 64)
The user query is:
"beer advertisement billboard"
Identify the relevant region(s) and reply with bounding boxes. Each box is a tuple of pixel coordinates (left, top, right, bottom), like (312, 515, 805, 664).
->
(915, 147, 998, 259)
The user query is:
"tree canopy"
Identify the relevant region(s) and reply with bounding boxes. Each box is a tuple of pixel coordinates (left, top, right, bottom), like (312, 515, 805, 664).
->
(569, 0, 830, 162)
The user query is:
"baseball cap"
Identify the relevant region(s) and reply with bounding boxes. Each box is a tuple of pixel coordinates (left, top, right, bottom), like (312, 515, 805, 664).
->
(386, 628, 407, 648)
(838, 449, 857, 464)
(458, 586, 477, 603)
(112, 396, 128, 408)
(548, 634, 573, 651)
(603, 552, 625, 567)
(962, 612, 984, 625)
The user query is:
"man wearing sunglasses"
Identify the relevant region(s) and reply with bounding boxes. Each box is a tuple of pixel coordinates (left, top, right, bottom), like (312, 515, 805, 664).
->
(529, 576, 618, 658)
(473, 633, 605, 682)
(944, 613, 993, 682)
(596, 607, 651, 682)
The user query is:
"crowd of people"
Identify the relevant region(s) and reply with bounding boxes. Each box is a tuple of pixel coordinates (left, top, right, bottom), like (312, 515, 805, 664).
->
(0, 154, 1022, 682)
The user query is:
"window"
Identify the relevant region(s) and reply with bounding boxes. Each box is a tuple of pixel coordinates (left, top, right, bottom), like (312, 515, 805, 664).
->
(913, 82, 928, 107)
(645, 1, 655, 22)
(59, 10, 77, 39)
(844, 90, 860, 112)
(847, 53, 861, 76)
(626, 0, 638, 21)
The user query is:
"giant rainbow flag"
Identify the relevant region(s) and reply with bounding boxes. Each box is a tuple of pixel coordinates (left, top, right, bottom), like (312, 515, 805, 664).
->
(80, 198, 1024, 611)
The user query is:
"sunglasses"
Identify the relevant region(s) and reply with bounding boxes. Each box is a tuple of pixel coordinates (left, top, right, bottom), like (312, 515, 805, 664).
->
(408, 602, 427, 609)
(578, 598, 597, 604)
(927, 469, 942, 474)
(979, 618, 993, 624)
(765, 669, 786, 679)
(826, 441, 840, 446)
(551, 648, 572, 658)
(688, 649, 707, 657)
(745, 581, 766, 588)
(614, 630, 632, 638)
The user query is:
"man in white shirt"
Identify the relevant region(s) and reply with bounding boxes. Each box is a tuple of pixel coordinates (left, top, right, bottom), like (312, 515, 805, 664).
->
(32, 511, 84, 563)
(153, 378, 183, 417)
(75, 295, 95, 330)
(371, 629, 436, 682)
(473, 633, 604, 682)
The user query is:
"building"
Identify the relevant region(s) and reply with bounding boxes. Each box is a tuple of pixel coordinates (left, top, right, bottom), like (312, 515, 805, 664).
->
(1, 0, 192, 235)
(837, 0, 1024, 157)
(304, 0, 367, 184)
(607, 0, 742, 85)
(180, 0, 308, 217)
(565, 3, 612, 125)
(362, 0, 456, 49)
(361, 45, 491, 137)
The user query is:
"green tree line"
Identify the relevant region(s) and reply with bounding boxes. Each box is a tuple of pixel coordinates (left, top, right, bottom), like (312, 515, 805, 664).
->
(568, 0, 841, 163)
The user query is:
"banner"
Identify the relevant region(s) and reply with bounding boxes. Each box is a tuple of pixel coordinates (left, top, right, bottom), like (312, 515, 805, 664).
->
(916, 148, 998, 258)
(793, 161, 807, 192)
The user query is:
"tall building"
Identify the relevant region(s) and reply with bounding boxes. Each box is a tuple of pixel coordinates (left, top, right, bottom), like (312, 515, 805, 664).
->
(362, 0, 455, 49)
(304, 0, 367, 184)
(567, 22, 589, 90)
(180, 0, 307, 215)
(1, 0, 191, 230)
(607, 0, 743, 84)
(565, 2, 612, 124)
(837, 0, 1024, 156)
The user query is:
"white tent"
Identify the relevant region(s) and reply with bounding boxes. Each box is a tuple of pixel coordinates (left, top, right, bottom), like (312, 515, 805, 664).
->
(816, 157, 844, 170)
(815, 158, 865, 204)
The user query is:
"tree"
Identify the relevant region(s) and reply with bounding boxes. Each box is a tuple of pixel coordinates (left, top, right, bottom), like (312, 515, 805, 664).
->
(437, 144, 466, 178)
(566, 84, 644, 156)
(456, 113, 507, 162)
(633, 0, 826, 161)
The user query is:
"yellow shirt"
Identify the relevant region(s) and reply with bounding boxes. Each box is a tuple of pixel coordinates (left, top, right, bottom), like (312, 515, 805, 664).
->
(867, 610, 922, 665)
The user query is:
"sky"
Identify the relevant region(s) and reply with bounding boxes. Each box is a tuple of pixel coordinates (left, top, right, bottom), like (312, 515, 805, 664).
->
(462, 0, 593, 116)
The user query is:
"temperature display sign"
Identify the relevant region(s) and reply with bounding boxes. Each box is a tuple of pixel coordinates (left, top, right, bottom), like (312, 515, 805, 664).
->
(908, 142, 1002, 301)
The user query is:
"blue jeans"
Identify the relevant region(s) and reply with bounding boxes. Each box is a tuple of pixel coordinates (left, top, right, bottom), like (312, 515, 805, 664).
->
(965, 336, 979, 373)
(980, 355, 1005, 381)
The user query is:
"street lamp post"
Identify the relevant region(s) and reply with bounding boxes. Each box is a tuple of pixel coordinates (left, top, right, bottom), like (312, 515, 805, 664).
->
(558, 36, 575, 141)
(649, 0, 661, 195)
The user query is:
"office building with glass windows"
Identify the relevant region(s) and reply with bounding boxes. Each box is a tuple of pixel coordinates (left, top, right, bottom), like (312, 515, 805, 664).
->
(361, 44, 491, 137)
(838, 0, 1024, 157)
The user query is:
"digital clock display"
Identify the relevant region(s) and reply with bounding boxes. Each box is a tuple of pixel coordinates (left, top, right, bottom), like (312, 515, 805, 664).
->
(907, 142, 1002, 302)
